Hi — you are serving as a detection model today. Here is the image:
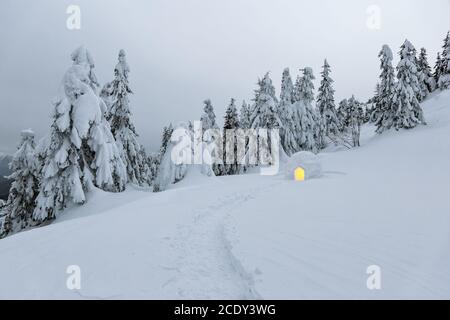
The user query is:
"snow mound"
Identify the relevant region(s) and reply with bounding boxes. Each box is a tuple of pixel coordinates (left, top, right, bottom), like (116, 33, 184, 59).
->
(284, 151, 322, 180)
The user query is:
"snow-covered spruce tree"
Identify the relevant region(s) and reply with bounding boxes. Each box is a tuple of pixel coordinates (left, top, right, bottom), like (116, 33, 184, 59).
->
(158, 124, 174, 161)
(391, 40, 426, 130)
(317, 60, 340, 137)
(139, 146, 153, 186)
(418, 48, 436, 93)
(347, 96, 364, 147)
(0, 130, 39, 238)
(33, 47, 127, 223)
(295, 68, 316, 106)
(339, 96, 359, 127)
(200, 99, 222, 175)
(238, 100, 252, 173)
(375, 45, 397, 133)
(280, 68, 295, 105)
(292, 68, 320, 152)
(337, 98, 350, 129)
(438, 31, 450, 89)
(152, 124, 174, 180)
(153, 124, 188, 192)
(251, 73, 281, 129)
(223, 98, 240, 175)
(239, 100, 252, 130)
(153, 121, 215, 192)
(101, 50, 149, 186)
(200, 99, 219, 131)
(411, 47, 429, 102)
(34, 135, 50, 177)
(367, 84, 381, 123)
(278, 68, 298, 155)
(434, 52, 444, 88)
(250, 73, 282, 165)
(362, 103, 372, 124)
(337, 96, 364, 148)
(148, 152, 160, 183)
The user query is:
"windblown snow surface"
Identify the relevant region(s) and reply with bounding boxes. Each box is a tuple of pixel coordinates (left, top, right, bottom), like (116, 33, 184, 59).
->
(1, 91, 450, 299)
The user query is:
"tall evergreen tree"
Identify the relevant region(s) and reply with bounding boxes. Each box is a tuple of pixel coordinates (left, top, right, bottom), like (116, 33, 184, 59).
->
(238, 100, 253, 172)
(158, 124, 174, 161)
(0, 130, 39, 238)
(392, 40, 426, 130)
(368, 83, 381, 123)
(317, 60, 340, 136)
(148, 152, 160, 184)
(278, 68, 298, 155)
(434, 52, 444, 87)
(361, 103, 371, 124)
(337, 98, 350, 128)
(200, 100, 221, 174)
(33, 47, 127, 223)
(200, 99, 219, 131)
(101, 50, 149, 186)
(280, 68, 294, 105)
(293, 68, 320, 152)
(223, 98, 240, 175)
(375, 45, 397, 133)
(153, 123, 191, 192)
(347, 96, 364, 147)
(414, 47, 431, 101)
(139, 146, 153, 186)
(239, 100, 252, 130)
(406, 44, 426, 102)
(152, 124, 174, 180)
(438, 31, 450, 89)
(295, 68, 316, 105)
(251, 73, 282, 164)
(251, 73, 281, 130)
(417, 47, 435, 92)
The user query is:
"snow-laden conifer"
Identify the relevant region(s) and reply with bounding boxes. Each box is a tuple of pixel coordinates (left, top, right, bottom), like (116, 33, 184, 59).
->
(278, 68, 298, 155)
(317, 60, 340, 136)
(250, 73, 282, 165)
(438, 32, 450, 89)
(201, 99, 219, 131)
(0, 130, 39, 237)
(375, 45, 397, 133)
(223, 98, 240, 175)
(239, 100, 252, 130)
(101, 50, 149, 186)
(417, 48, 435, 93)
(33, 47, 127, 222)
(293, 68, 320, 152)
(200, 100, 222, 175)
(391, 40, 426, 130)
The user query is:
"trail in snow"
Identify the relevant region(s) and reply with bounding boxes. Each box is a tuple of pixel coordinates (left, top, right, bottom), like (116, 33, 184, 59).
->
(162, 182, 279, 299)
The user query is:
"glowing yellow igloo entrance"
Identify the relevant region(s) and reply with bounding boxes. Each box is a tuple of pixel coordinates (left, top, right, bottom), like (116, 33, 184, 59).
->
(294, 167, 305, 181)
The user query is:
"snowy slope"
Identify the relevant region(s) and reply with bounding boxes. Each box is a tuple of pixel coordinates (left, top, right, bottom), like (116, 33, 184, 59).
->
(0, 91, 449, 299)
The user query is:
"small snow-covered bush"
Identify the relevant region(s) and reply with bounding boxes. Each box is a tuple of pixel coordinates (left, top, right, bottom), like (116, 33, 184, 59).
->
(284, 151, 322, 180)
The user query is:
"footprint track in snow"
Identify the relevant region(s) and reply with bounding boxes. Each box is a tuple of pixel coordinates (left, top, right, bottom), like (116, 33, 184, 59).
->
(162, 182, 281, 299)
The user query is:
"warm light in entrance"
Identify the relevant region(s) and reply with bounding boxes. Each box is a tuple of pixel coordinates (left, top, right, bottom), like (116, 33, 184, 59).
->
(294, 167, 305, 181)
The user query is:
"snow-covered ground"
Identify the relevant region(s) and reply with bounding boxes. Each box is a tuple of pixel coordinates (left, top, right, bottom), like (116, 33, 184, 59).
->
(0, 91, 449, 299)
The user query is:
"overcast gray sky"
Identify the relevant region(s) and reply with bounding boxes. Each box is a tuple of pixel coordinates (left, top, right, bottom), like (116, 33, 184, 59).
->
(0, 0, 449, 154)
